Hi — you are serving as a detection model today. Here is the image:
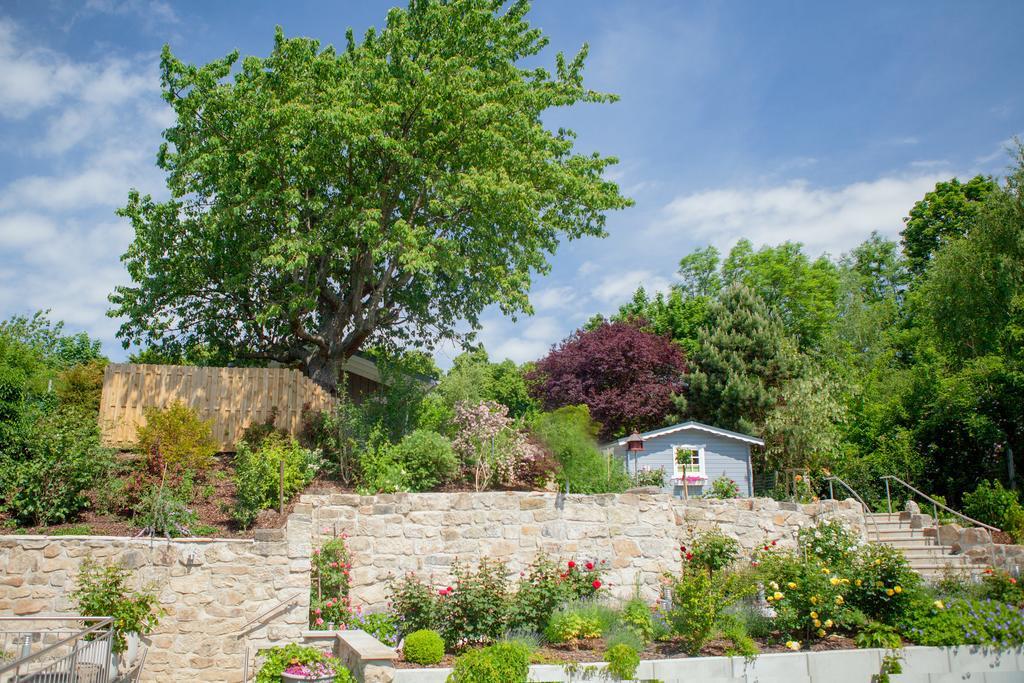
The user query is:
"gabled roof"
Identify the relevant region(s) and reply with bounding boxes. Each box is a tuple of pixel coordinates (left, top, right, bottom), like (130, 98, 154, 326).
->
(606, 421, 764, 448)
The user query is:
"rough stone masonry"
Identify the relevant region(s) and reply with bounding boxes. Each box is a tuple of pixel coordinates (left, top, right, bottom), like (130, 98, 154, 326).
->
(0, 492, 865, 681)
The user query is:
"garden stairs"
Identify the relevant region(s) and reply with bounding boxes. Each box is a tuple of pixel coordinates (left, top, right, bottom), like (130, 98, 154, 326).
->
(866, 511, 981, 580)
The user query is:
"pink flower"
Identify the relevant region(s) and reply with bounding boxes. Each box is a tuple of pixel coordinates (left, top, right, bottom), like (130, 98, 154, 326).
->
(315, 608, 321, 615)
(315, 617, 324, 625)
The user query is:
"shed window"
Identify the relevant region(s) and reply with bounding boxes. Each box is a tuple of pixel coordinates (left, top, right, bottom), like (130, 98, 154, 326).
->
(673, 445, 705, 479)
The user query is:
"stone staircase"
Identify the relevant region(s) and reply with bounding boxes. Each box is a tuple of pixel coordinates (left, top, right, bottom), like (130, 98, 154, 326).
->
(866, 511, 982, 580)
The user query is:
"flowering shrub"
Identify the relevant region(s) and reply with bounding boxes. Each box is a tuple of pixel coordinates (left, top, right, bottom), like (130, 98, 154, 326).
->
(900, 597, 1024, 647)
(682, 530, 740, 575)
(451, 400, 539, 490)
(979, 568, 1024, 606)
(310, 537, 352, 629)
(756, 549, 852, 642)
(347, 611, 398, 646)
(630, 467, 666, 488)
(434, 559, 511, 649)
(705, 475, 740, 499)
(798, 520, 860, 569)
(388, 573, 438, 638)
(849, 544, 919, 625)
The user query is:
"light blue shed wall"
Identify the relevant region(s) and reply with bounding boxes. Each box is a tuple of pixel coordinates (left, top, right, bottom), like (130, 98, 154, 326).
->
(611, 428, 753, 497)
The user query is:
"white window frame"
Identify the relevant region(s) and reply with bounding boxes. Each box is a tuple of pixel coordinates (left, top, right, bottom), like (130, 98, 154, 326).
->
(672, 445, 706, 482)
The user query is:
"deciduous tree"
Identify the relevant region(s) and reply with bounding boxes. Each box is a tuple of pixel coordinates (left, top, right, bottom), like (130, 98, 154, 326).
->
(110, 0, 630, 393)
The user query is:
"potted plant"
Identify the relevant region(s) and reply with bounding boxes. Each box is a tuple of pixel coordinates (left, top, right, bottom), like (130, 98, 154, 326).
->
(256, 644, 353, 683)
(71, 559, 163, 674)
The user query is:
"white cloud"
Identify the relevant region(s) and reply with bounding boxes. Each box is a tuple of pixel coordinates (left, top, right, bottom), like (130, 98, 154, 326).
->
(482, 316, 562, 364)
(530, 285, 578, 312)
(0, 150, 148, 211)
(653, 173, 947, 256)
(0, 19, 89, 118)
(0, 213, 57, 247)
(593, 270, 671, 305)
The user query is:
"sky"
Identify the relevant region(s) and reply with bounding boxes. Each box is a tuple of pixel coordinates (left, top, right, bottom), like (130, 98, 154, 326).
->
(0, 0, 1022, 369)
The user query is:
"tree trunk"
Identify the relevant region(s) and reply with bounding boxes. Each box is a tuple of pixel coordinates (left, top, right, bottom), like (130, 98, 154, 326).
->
(306, 354, 341, 395)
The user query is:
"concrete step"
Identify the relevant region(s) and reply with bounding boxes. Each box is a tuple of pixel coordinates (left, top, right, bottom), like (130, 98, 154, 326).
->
(897, 546, 958, 558)
(873, 536, 937, 548)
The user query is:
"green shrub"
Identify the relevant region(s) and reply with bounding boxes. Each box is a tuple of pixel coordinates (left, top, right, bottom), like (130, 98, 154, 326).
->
(854, 621, 902, 649)
(507, 555, 570, 633)
(6, 407, 114, 526)
(684, 530, 741, 575)
(233, 433, 317, 528)
(447, 642, 530, 683)
(391, 429, 458, 491)
(388, 573, 438, 638)
(404, 629, 445, 665)
(356, 427, 407, 494)
(531, 406, 630, 494)
(979, 568, 1024, 606)
(705, 475, 741, 499)
(963, 480, 1022, 532)
(667, 568, 752, 655)
(900, 597, 1024, 647)
(435, 559, 510, 649)
(255, 643, 353, 683)
(136, 402, 217, 472)
(132, 485, 197, 537)
(719, 614, 759, 659)
(543, 609, 602, 645)
(620, 598, 655, 644)
(311, 537, 352, 628)
(798, 520, 861, 571)
(849, 544, 920, 625)
(72, 559, 163, 654)
(352, 612, 398, 647)
(604, 642, 640, 680)
(755, 548, 852, 643)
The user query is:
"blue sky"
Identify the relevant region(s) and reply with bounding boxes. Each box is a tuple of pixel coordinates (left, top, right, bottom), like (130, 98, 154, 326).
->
(0, 1, 1021, 368)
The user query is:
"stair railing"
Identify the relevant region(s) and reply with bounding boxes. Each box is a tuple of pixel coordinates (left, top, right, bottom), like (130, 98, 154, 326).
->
(880, 475, 1000, 534)
(823, 475, 881, 541)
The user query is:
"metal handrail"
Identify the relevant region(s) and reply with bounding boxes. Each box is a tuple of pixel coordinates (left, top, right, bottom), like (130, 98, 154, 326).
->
(823, 475, 881, 541)
(0, 616, 114, 676)
(881, 475, 1001, 534)
(236, 591, 302, 634)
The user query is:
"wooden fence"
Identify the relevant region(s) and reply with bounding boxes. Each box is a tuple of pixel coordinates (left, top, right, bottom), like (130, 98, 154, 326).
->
(98, 364, 336, 451)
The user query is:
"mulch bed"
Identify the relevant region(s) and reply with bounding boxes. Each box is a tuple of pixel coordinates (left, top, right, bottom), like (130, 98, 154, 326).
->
(392, 634, 861, 669)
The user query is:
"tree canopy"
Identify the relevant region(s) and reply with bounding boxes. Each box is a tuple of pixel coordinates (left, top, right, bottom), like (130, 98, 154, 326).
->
(110, 0, 630, 392)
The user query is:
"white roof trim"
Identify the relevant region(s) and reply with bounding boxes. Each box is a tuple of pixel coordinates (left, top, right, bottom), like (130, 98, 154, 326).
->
(342, 355, 382, 383)
(609, 421, 764, 447)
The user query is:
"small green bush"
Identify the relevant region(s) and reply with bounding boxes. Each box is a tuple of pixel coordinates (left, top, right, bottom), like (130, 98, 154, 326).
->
(136, 402, 217, 472)
(6, 407, 114, 526)
(391, 429, 459, 491)
(604, 642, 640, 680)
(685, 530, 740, 575)
(850, 543, 920, 625)
(435, 559, 511, 648)
(447, 642, 530, 683)
(963, 480, 1023, 533)
(387, 573, 438, 638)
(668, 568, 751, 655)
(620, 598, 655, 643)
(233, 433, 317, 528)
(854, 621, 902, 649)
(507, 555, 570, 633)
(404, 629, 445, 665)
(543, 611, 601, 645)
(56, 359, 107, 412)
(72, 559, 163, 654)
(356, 428, 407, 494)
(798, 520, 861, 570)
(705, 475, 740, 499)
(132, 485, 197, 537)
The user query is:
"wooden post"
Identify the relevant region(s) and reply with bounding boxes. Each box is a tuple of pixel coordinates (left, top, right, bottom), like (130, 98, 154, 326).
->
(279, 459, 285, 516)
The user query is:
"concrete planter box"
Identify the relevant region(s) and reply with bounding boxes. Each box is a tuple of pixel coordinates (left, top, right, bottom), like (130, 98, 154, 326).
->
(388, 646, 1024, 683)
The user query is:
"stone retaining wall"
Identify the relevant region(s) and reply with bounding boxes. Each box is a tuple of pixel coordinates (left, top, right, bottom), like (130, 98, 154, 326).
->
(0, 493, 864, 681)
(298, 492, 866, 607)
(935, 523, 1024, 573)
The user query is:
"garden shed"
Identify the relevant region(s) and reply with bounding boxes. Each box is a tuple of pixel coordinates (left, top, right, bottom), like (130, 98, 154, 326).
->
(603, 421, 763, 498)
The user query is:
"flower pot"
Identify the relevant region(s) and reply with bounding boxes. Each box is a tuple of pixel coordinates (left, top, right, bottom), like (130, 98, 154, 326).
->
(281, 673, 335, 683)
(124, 632, 141, 668)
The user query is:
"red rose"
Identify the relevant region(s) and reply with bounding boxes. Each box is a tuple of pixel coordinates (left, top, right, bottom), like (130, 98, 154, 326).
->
(685, 552, 693, 561)
(592, 580, 602, 590)
(585, 562, 594, 571)
(771, 540, 777, 546)
(1011, 578, 1018, 584)
(568, 561, 576, 569)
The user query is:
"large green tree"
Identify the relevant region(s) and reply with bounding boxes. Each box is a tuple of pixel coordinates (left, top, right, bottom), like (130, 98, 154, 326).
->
(677, 283, 802, 436)
(901, 174, 997, 277)
(110, 0, 630, 393)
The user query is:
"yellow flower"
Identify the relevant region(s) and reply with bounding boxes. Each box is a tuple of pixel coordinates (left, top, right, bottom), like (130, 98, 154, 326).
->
(770, 581, 779, 591)
(841, 578, 850, 585)
(786, 640, 802, 651)
(817, 628, 826, 637)
(787, 582, 797, 590)
(855, 579, 862, 587)
(894, 586, 902, 594)
(874, 559, 882, 566)
(766, 595, 774, 602)
(821, 567, 831, 575)
(810, 596, 819, 605)
(824, 619, 833, 628)
(813, 619, 821, 627)
(810, 611, 819, 619)
(886, 589, 895, 597)
(933, 600, 945, 610)
(830, 577, 840, 586)
(774, 591, 784, 601)
(835, 596, 844, 605)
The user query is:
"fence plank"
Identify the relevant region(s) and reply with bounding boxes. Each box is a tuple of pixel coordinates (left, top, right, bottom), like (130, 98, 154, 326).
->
(98, 364, 337, 451)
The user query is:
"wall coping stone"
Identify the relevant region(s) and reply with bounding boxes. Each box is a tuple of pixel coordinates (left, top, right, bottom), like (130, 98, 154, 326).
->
(0, 534, 255, 544)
